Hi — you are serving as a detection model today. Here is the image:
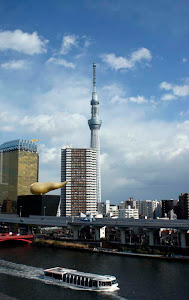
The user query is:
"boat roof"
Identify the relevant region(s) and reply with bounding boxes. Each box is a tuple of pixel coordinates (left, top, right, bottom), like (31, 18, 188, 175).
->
(44, 267, 116, 281)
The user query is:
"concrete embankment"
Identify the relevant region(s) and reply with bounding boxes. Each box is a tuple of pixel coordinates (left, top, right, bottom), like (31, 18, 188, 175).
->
(32, 238, 189, 261)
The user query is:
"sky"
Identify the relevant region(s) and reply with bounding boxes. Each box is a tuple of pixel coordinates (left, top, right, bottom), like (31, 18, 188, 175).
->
(0, 0, 189, 203)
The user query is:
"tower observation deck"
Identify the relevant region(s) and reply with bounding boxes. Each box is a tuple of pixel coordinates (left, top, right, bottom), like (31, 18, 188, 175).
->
(88, 63, 102, 203)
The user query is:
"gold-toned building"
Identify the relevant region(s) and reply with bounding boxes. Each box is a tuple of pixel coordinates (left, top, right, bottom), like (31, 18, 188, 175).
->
(0, 139, 39, 203)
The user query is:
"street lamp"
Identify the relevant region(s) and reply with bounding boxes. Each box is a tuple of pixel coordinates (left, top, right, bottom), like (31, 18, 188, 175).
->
(20, 206, 22, 218)
(44, 206, 46, 217)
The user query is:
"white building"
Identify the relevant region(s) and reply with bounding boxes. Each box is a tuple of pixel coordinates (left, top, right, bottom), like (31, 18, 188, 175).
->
(61, 146, 97, 216)
(105, 200, 110, 215)
(107, 204, 119, 218)
(119, 206, 139, 219)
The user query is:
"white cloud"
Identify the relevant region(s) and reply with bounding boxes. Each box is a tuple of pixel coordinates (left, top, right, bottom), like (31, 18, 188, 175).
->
(177, 120, 189, 131)
(160, 81, 189, 100)
(47, 57, 75, 69)
(159, 81, 172, 90)
(1, 59, 29, 70)
(0, 125, 15, 132)
(19, 111, 88, 147)
(39, 144, 60, 163)
(182, 58, 187, 63)
(161, 93, 176, 101)
(111, 95, 148, 104)
(60, 34, 91, 56)
(130, 47, 152, 63)
(180, 110, 189, 116)
(0, 29, 48, 54)
(60, 34, 78, 54)
(173, 85, 189, 97)
(101, 47, 152, 70)
(101, 54, 132, 70)
(129, 95, 148, 104)
(115, 177, 141, 187)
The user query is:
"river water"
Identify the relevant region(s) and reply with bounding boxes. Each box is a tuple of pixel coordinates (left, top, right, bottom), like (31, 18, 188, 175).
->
(0, 244, 189, 300)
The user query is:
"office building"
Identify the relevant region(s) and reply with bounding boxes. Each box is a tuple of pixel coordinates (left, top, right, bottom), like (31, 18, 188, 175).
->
(88, 63, 102, 203)
(136, 200, 162, 219)
(178, 193, 189, 219)
(0, 139, 39, 203)
(162, 199, 178, 217)
(61, 146, 97, 216)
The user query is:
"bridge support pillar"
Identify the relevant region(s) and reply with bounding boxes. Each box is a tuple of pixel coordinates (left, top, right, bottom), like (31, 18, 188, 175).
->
(95, 227, 100, 241)
(120, 229, 126, 244)
(73, 229, 79, 240)
(148, 230, 154, 246)
(70, 225, 82, 240)
(180, 230, 187, 249)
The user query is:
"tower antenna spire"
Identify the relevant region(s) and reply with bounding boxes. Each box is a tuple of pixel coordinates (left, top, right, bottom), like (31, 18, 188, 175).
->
(93, 62, 96, 93)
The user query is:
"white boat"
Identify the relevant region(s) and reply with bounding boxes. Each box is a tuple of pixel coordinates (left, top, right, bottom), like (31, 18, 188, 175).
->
(44, 267, 119, 291)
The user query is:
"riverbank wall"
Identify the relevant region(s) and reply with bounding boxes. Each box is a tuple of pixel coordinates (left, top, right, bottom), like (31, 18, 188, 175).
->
(32, 238, 189, 261)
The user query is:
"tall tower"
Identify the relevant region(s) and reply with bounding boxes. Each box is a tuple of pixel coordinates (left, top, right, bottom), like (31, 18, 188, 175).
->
(88, 63, 102, 203)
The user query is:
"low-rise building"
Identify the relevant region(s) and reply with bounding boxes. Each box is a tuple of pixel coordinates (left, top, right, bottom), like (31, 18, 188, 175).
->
(119, 206, 139, 219)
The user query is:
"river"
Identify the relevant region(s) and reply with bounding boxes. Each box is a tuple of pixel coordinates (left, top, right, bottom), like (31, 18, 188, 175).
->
(0, 243, 189, 300)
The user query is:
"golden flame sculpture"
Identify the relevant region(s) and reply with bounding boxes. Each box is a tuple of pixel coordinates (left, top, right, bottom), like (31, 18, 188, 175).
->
(30, 181, 68, 195)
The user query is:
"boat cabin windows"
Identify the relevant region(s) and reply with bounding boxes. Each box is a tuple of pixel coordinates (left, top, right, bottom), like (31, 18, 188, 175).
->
(44, 272, 52, 277)
(112, 280, 117, 284)
(89, 279, 92, 287)
(52, 273, 62, 280)
(85, 278, 89, 287)
(81, 277, 85, 286)
(74, 277, 77, 284)
(63, 274, 66, 282)
(99, 281, 112, 286)
(92, 280, 97, 287)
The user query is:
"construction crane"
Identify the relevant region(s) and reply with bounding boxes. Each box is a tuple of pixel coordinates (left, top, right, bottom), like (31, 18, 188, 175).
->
(30, 139, 40, 143)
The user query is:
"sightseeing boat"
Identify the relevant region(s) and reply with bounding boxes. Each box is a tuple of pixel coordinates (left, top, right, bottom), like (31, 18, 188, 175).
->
(44, 267, 119, 291)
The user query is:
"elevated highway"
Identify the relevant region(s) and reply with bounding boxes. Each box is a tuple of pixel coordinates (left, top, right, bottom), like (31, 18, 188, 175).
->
(0, 214, 189, 230)
(0, 214, 189, 248)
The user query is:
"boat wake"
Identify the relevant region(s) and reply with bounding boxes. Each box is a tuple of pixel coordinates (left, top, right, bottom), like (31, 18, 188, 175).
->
(0, 260, 127, 299)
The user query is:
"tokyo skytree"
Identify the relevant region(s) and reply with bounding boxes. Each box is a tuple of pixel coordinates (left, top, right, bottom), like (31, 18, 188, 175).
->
(88, 63, 102, 203)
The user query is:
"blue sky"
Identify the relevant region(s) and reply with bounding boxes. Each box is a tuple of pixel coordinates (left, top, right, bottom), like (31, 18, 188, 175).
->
(1, 0, 189, 202)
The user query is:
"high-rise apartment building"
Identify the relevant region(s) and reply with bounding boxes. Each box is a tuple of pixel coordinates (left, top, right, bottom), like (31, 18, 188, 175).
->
(0, 139, 39, 203)
(88, 63, 102, 203)
(178, 193, 189, 219)
(61, 146, 97, 216)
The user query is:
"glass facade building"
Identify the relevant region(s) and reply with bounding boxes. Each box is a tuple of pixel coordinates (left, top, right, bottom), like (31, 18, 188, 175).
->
(0, 139, 39, 203)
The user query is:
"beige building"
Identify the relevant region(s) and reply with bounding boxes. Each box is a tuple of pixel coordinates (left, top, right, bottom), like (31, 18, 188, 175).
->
(0, 139, 39, 203)
(61, 146, 97, 216)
